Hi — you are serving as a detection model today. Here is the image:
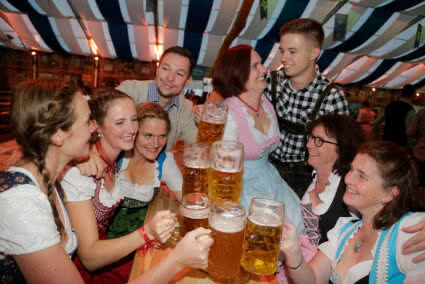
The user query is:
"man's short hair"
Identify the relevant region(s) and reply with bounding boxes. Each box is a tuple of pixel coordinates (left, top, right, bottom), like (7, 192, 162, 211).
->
(159, 46, 195, 77)
(401, 84, 416, 98)
(280, 18, 324, 49)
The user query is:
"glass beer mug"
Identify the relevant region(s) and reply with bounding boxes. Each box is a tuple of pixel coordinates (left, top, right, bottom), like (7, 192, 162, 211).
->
(241, 198, 285, 275)
(207, 201, 246, 280)
(196, 102, 228, 145)
(178, 193, 210, 238)
(182, 143, 210, 196)
(208, 140, 244, 203)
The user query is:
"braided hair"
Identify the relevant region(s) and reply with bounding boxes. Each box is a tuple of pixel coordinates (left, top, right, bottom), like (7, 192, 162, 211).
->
(11, 79, 80, 238)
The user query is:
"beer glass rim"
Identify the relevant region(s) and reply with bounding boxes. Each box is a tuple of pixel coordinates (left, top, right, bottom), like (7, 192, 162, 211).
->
(250, 198, 284, 208)
(211, 140, 243, 148)
(210, 200, 246, 217)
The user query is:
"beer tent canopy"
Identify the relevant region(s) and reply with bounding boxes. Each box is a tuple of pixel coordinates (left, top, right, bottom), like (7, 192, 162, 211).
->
(0, 0, 424, 91)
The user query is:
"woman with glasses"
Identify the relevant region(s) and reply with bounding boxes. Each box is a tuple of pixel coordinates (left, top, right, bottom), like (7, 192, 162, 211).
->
(276, 114, 364, 282)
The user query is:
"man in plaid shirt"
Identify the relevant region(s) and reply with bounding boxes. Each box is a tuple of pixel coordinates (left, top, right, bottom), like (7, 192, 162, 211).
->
(264, 19, 349, 198)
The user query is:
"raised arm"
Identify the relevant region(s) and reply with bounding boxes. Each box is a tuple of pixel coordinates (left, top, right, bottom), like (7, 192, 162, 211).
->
(280, 220, 332, 284)
(14, 244, 84, 284)
(75, 145, 107, 179)
(65, 200, 174, 271)
(129, 227, 213, 284)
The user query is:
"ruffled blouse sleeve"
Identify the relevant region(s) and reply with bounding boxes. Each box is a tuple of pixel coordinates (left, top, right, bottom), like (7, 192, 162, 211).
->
(161, 152, 182, 192)
(0, 184, 60, 255)
(318, 216, 358, 262)
(61, 167, 97, 202)
(396, 213, 425, 282)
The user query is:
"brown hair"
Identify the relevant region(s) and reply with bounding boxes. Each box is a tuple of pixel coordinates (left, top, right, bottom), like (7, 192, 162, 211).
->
(89, 88, 133, 127)
(280, 18, 324, 48)
(136, 102, 171, 133)
(358, 141, 425, 229)
(160, 46, 195, 77)
(308, 115, 365, 176)
(212, 45, 252, 99)
(11, 79, 81, 237)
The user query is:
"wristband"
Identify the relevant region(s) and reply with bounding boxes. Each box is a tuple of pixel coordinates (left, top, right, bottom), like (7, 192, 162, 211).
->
(286, 258, 303, 270)
(138, 225, 161, 255)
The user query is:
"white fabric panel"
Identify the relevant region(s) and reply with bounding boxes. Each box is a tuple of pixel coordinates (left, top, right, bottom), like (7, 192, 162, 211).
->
(132, 24, 151, 61)
(0, 1, 19, 12)
(385, 64, 423, 88)
(264, 43, 280, 69)
(68, 0, 98, 21)
(0, 16, 24, 48)
(335, 56, 369, 82)
(392, 64, 425, 88)
(341, 58, 381, 84)
(5, 13, 51, 51)
(163, 28, 180, 52)
(36, 0, 69, 17)
(205, 0, 220, 33)
(52, 0, 74, 17)
(324, 53, 358, 79)
(84, 20, 112, 58)
(200, 33, 223, 67)
(69, 18, 90, 55)
(28, 0, 46, 15)
(178, 1, 188, 30)
(47, 17, 70, 52)
(126, 0, 147, 25)
(163, 0, 181, 29)
(210, 0, 239, 35)
(255, 0, 285, 39)
(309, 0, 339, 23)
(118, 0, 131, 23)
(226, 0, 243, 34)
(197, 33, 209, 65)
(87, 0, 104, 21)
(371, 62, 409, 87)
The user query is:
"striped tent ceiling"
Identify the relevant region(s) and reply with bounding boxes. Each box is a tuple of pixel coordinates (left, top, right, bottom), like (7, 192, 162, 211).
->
(0, 0, 425, 91)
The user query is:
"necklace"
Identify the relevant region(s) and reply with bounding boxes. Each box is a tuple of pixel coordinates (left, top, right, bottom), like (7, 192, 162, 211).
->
(354, 226, 375, 253)
(237, 95, 261, 117)
(95, 142, 118, 178)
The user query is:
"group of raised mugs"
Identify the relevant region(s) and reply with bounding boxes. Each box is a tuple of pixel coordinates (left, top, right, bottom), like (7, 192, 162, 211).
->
(172, 102, 286, 279)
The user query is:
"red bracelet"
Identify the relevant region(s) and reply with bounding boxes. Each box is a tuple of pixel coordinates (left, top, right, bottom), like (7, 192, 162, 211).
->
(138, 225, 161, 255)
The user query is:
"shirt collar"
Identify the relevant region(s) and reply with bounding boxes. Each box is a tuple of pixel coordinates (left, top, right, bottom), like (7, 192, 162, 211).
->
(147, 81, 180, 111)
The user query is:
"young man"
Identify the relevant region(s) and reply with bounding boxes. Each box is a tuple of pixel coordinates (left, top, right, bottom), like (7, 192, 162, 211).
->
(264, 18, 349, 198)
(117, 46, 197, 151)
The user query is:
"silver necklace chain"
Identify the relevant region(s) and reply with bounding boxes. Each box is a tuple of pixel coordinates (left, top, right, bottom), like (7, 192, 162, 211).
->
(354, 226, 375, 253)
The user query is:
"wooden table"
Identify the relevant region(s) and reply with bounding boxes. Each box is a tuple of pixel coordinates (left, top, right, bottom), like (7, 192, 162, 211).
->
(128, 188, 278, 283)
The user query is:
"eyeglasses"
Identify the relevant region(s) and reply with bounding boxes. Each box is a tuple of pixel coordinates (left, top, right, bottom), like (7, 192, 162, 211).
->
(307, 134, 338, 147)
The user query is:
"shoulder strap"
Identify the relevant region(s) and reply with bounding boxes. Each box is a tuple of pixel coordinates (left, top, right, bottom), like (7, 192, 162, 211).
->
(0, 171, 35, 193)
(270, 71, 279, 107)
(157, 151, 167, 180)
(310, 83, 336, 121)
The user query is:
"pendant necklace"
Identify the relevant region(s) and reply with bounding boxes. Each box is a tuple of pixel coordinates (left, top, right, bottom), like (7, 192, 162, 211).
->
(237, 96, 261, 117)
(354, 226, 375, 253)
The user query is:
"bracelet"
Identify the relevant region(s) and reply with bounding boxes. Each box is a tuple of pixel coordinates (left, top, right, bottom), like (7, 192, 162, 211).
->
(286, 258, 303, 270)
(138, 225, 161, 255)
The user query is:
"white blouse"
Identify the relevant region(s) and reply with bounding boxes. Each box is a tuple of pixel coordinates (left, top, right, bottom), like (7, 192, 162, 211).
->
(0, 167, 77, 257)
(301, 170, 342, 215)
(222, 95, 280, 159)
(319, 214, 425, 283)
(118, 151, 182, 201)
(61, 152, 182, 205)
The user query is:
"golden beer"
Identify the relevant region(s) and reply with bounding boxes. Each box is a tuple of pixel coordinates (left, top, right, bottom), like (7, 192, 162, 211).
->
(196, 120, 225, 145)
(179, 193, 210, 237)
(208, 201, 246, 280)
(241, 199, 284, 275)
(208, 168, 243, 202)
(182, 166, 209, 196)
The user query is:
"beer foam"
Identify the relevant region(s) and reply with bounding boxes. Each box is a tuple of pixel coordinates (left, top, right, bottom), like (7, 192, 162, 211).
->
(209, 215, 245, 233)
(248, 210, 282, 227)
(202, 115, 226, 124)
(184, 160, 209, 169)
(180, 204, 210, 220)
(211, 164, 241, 173)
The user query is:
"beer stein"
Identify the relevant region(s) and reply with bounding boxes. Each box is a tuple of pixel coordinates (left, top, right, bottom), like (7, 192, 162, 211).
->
(208, 140, 244, 202)
(241, 198, 285, 275)
(182, 143, 210, 196)
(178, 193, 210, 238)
(207, 201, 246, 280)
(196, 102, 228, 145)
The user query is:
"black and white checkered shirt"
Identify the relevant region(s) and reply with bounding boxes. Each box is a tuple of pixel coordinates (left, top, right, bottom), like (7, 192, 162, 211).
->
(264, 69, 349, 163)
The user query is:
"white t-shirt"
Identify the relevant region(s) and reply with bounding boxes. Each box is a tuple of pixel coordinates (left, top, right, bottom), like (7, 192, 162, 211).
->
(0, 167, 77, 257)
(319, 213, 425, 283)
